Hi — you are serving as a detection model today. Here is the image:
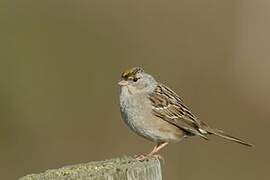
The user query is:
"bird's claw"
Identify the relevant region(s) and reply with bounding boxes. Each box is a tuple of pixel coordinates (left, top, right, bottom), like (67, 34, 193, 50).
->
(134, 154, 164, 162)
(134, 154, 147, 161)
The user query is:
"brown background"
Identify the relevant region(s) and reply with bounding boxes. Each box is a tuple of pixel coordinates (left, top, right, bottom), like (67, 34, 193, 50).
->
(1, 0, 270, 179)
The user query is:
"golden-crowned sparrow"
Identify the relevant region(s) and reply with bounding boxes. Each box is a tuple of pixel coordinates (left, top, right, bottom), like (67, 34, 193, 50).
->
(118, 67, 252, 160)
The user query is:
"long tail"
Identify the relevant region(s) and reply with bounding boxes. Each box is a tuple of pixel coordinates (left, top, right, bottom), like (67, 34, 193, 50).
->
(205, 127, 252, 147)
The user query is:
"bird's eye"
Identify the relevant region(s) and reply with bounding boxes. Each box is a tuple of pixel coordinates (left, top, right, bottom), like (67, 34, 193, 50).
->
(133, 77, 139, 82)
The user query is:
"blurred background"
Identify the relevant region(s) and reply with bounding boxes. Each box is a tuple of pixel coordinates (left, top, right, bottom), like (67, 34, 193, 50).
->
(1, 0, 270, 179)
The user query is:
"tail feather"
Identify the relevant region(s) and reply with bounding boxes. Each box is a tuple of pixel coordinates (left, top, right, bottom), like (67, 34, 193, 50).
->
(207, 128, 252, 147)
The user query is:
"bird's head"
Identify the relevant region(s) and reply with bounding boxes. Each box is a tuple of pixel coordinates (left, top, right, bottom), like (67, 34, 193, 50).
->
(118, 67, 157, 93)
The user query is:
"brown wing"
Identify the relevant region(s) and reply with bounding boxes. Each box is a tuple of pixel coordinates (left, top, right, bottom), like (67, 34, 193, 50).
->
(149, 84, 208, 139)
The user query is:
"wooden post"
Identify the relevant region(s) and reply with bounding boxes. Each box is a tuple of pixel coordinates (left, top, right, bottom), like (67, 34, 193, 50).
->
(19, 157, 162, 180)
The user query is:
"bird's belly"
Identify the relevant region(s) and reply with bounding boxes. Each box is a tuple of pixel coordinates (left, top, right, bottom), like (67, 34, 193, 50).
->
(126, 117, 184, 143)
(120, 93, 184, 143)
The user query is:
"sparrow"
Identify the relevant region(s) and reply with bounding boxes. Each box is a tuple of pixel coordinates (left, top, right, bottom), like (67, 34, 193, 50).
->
(118, 67, 252, 160)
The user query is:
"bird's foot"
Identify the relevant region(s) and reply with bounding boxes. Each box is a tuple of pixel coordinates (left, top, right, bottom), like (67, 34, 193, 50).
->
(134, 154, 148, 161)
(134, 154, 164, 162)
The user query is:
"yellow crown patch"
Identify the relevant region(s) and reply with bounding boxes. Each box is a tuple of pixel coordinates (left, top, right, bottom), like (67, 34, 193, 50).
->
(121, 67, 144, 79)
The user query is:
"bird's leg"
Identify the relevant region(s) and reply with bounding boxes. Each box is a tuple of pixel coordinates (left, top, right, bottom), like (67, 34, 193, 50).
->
(148, 142, 168, 162)
(148, 144, 159, 155)
(135, 144, 158, 160)
(149, 142, 168, 156)
(135, 142, 168, 161)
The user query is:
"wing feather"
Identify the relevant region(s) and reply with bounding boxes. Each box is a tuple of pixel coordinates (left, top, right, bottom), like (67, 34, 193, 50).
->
(149, 84, 207, 139)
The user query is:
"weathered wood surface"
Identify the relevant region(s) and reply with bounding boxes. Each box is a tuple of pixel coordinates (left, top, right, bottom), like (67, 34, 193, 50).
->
(19, 157, 162, 180)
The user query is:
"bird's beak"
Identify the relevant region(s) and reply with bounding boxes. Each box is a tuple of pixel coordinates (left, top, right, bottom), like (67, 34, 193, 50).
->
(118, 80, 128, 86)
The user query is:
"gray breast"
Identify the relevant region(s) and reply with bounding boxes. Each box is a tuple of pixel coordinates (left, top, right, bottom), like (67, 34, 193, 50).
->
(119, 87, 151, 137)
